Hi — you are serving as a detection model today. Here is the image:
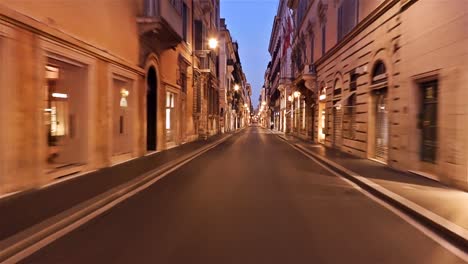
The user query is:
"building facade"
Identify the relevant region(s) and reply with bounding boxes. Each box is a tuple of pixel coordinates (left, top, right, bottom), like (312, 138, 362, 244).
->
(218, 19, 250, 133)
(0, 0, 244, 195)
(264, 0, 295, 134)
(287, 0, 468, 190)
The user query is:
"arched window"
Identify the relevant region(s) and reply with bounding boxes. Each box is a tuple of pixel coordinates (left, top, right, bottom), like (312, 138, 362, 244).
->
(372, 61, 387, 84)
(333, 78, 342, 97)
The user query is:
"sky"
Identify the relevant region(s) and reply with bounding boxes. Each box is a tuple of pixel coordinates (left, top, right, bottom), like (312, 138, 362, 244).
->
(220, 0, 278, 108)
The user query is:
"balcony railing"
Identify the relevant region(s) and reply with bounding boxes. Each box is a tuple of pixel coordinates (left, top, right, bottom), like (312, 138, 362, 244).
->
(138, 0, 183, 47)
(195, 50, 216, 75)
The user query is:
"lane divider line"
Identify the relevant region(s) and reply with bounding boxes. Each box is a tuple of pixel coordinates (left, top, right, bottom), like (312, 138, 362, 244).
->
(277, 135, 468, 261)
(0, 133, 236, 264)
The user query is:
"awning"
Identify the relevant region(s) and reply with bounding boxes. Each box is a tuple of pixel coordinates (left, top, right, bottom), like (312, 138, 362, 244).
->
(333, 91, 356, 108)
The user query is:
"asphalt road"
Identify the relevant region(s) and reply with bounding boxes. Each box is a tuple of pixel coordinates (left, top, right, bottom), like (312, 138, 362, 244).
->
(21, 126, 465, 264)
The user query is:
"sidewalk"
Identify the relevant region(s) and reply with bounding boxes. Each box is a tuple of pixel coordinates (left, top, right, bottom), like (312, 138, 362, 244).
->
(278, 133, 468, 250)
(0, 133, 230, 243)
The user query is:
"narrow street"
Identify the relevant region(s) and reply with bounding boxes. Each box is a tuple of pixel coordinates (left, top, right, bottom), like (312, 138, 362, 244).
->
(21, 126, 464, 264)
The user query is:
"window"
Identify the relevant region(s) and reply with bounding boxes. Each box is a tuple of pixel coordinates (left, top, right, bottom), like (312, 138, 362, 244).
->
(337, 0, 359, 41)
(321, 24, 326, 56)
(44, 57, 89, 166)
(297, 0, 308, 27)
(350, 70, 358, 92)
(180, 72, 187, 93)
(194, 20, 203, 50)
(182, 3, 188, 42)
(310, 33, 315, 63)
(178, 57, 188, 93)
(333, 80, 342, 97)
(170, 0, 183, 14)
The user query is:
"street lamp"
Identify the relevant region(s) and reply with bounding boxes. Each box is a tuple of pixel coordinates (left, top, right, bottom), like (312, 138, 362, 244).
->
(293, 91, 301, 98)
(208, 38, 218, 49)
(234, 84, 240, 91)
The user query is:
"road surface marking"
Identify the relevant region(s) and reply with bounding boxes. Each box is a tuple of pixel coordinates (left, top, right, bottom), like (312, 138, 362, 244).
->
(283, 140, 468, 262)
(0, 135, 233, 264)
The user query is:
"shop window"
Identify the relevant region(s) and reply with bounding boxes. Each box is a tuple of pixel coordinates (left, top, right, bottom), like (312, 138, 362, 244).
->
(343, 93, 357, 139)
(113, 78, 133, 156)
(166, 92, 176, 143)
(44, 58, 88, 167)
(45, 65, 68, 144)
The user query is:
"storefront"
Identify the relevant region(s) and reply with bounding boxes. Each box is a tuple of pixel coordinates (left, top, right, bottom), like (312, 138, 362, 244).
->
(332, 80, 343, 148)
(370, 61, 389, 163)
(165, 90, 177, 147)
(317, 86, 327, 143)
(111, 76, 134, 160)
(44, 57, 88, 175)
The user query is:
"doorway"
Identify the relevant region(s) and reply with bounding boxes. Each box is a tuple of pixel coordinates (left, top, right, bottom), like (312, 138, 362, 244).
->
(333, 106, 342, 148)
(373, 89, 389, 162)
(146, 67, 157, 151)
(318, 102, 326, 143)
(419, 80, 438, 163)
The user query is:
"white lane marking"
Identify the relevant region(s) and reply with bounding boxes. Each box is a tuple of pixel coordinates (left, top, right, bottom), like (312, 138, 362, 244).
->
(1, 136, 232, 264)
(285, 142, 468, 262)
(0, 191, 21, 200)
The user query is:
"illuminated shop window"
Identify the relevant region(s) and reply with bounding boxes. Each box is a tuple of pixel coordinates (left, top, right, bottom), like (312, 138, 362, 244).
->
(166, 92, 175, 130)
(45, 65, 68, 140)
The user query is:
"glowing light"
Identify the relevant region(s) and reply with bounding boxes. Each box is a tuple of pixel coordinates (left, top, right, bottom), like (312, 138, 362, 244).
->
(262, 101, 267, 106)
(234, 84, 240, 91)
(208, 38, 218, 49)
(52, 93, 68, 99)
(319, 94, 326, 101)
(288, 95, 293, 102)
(120, 88, 129, 97)
(293, 91, 301, 98)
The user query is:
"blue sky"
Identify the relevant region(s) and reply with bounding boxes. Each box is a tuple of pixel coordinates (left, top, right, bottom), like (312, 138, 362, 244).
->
(221, 0, 278, 108)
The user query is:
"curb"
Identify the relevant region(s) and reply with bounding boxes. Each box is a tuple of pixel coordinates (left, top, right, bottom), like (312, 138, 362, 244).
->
(277, 135, 468, 252)
(0, 134, 233, 263)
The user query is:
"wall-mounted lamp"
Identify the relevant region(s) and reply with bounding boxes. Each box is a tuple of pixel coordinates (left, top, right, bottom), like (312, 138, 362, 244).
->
(208, 38, 218, 49)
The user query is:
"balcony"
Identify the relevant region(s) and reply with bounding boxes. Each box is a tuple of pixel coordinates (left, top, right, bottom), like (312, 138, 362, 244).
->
(195, 50, 216, 76)
(137, 0, 183, 49)
(301, 64, 317, 91)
